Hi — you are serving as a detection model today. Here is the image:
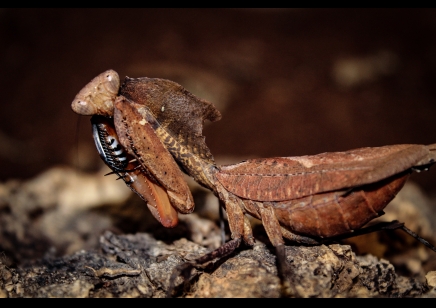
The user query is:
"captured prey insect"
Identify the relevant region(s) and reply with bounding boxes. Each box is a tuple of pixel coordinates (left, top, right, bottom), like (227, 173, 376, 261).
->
(72, 69, 436, 297)
(91, 115, 179, 227)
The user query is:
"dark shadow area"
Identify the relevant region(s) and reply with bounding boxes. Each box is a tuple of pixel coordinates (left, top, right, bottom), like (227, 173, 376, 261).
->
(1, 8, 436, 193)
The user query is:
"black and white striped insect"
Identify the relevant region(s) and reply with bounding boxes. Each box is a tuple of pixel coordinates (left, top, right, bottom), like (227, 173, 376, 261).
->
(91, 115, 129, 174)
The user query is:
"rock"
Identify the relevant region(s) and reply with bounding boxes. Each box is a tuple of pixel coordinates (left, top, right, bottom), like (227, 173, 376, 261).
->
(1, 166, 436, 297)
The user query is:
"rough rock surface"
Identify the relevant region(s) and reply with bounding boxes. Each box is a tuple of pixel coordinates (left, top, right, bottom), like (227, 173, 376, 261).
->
(1, 230, 436, 298)
(1, 166, 436, 297)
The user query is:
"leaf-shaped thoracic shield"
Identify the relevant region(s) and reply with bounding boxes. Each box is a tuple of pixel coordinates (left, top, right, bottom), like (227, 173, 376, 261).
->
(216, 144, 436, 202)
(119, 76, 221, 165)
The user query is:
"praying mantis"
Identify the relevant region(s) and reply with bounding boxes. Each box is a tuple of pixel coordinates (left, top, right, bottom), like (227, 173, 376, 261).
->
(71, 69, 436, 296)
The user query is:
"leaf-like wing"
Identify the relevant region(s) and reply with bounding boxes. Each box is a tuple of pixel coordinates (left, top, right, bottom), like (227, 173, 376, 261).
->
(216, 144, 436, 202)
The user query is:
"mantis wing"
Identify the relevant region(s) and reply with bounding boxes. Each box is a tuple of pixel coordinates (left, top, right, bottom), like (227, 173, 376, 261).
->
(216, 144, 436, 202)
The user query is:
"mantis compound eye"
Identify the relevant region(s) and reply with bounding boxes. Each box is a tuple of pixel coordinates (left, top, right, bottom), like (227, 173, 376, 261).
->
(71, 99, 97, 115)
(71, 69, 120, 117)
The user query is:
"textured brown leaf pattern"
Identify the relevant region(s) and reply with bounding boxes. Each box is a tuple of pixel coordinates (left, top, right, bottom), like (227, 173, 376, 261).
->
(91, 115, 179, 227)
(216, 144, 436, 201)
(272, 172, 410, 237)
(71, 70, 436, 296)
(113, 96, 194, 214)
(119, 76, 221, 165)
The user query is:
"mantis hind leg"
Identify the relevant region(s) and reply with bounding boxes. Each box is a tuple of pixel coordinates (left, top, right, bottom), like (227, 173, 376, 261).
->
(277, 219, 436, 297)
(280, 219, 436, 253)
(318, 220, 436, 252)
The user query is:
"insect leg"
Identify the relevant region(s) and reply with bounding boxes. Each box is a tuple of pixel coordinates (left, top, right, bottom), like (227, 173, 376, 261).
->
(257, 202, 285, 246)
(281, 218, 436, 255)
(91, 115, 179, 227)
(257, 202, 299, 297)
(214, 182, 252, 245)
(219, 200, 227, 245)
(113, 96, 195, 214)
(167, 184, 255, 296)
(324, 220, 436, 252)
(167, 237, 242, 297)
(399, 224, 436, 252)
(280, 227, 323, 245)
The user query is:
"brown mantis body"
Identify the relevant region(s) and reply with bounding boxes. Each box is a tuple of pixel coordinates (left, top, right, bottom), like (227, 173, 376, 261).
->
(72, 70, 436, 296)
(214, 144, 436, 245)
(72, 70, 193, 227)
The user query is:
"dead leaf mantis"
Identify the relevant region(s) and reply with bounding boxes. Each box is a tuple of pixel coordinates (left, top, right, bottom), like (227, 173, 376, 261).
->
(72, 69, 436, 296)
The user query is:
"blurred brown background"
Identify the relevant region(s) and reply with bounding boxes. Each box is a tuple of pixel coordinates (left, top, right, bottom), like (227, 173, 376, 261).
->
(1, 8, 436, 193)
